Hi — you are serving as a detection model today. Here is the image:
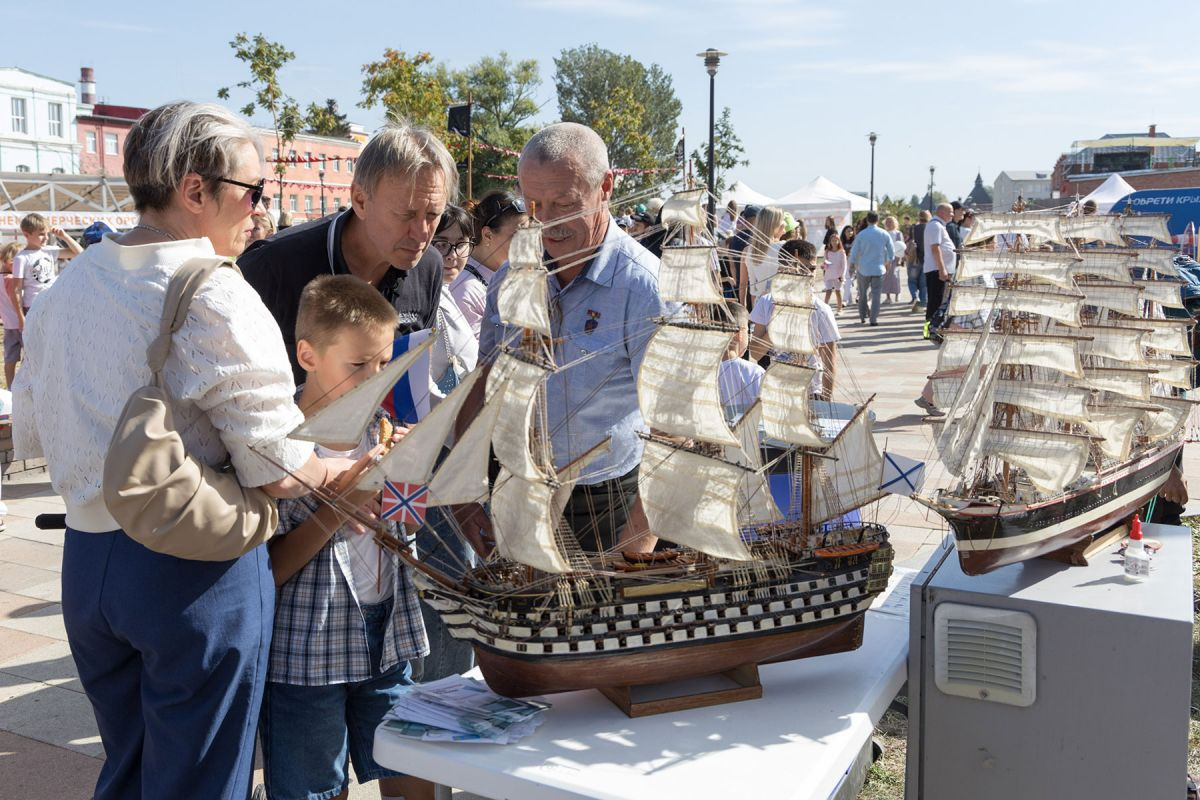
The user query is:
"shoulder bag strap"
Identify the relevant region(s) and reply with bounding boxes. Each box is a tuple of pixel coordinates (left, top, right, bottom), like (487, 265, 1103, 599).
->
(145, 256, 237, 385)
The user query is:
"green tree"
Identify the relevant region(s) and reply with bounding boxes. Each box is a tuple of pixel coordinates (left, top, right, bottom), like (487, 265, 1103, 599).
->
(553, 44, 682, 191)
(586, 86, 657, 192)
(359, 48, 459, 152)
(690, 107, 748, 199)
(217, 33, 302, 180)
(877, 195, 920, 224)
(305, 98, 351, 138)
(441, 52, 542, 197)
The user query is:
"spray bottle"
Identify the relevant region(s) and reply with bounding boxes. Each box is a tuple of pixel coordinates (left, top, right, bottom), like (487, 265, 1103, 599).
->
(1123, 513, 1150, 583)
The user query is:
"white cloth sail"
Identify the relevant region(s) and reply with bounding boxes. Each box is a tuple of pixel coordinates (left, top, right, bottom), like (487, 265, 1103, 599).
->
(426, 396, 504, 506)
(1135, 280, 1185, 309)
(983, 429, 1091, 496)
(769, 269, 817, 307)
(994, 381, 1093, 424)
(768, 302, 815, 354)
(1084, 406, 1141, 461)
(491, 470, 570, 574)
(659, 188, 707, 228)
(937, 355, 999, 478)
(358, 367, 485, 491)
(289, 336, 434, 445)
(497, 267, 552, 337)
(658, 246, 723, 304)
(508, 224, 544, 270)
(1072, 251, 1135, 283)
(1079, 282, 1145, 316)
(638, 439, 754, 561)
(948, 285, 1082, 327)
(1075, 325, 1149, 363)
(964, 213, 1061, 246)
(1058, 215, 1124, 245)
(810, 408, 887, 526)
(1144, 396, 1195, 441)
(1132, 248, 1180, 278)
(938, 332, 1084, 377)
(1144, 322, 1194, 357)
(956, 251, 1079, 288)
(1145, 358, 1196, 390)
(488, 353, 552, 481)
(637, 322, 738, 446)
(760, 361, 825, 446)
(725, 403, 783, 526)
(1081, 367, 1152, 400)
(1120, 214, 1172, 243)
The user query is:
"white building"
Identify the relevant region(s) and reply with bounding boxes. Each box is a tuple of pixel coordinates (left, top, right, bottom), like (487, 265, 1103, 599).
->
(0, 67, 79, 174)
(992, 170, 1053, 212)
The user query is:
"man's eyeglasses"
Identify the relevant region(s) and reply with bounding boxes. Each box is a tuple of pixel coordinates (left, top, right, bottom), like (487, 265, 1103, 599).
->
(481, 196, 527, 229)
(431, 238, 474, 259)
(217, 177, 267, 209)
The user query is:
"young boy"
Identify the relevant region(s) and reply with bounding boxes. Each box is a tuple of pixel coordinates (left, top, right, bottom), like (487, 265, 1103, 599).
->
(717, 301, 763, 422)
(0, 242, 22, 387)
(261, 275, 432, 800)
(9, 214, 82, 329)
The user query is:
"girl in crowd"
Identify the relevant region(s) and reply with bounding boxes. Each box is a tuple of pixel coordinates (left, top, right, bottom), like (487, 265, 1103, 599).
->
(822, 233, 847, 311)
(740, 205, 785, 307)
(839, 224, 857, 307)
(449, 189, 528, 339)
(882, 215, 904, 303)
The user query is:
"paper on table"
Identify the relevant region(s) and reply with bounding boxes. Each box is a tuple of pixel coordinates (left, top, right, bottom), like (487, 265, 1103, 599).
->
(382, 675, 550, 744)
(869, 567, 917, 618)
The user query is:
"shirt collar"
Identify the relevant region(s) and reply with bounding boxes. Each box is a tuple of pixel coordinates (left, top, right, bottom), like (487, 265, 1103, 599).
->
(99, 235, 217, 271)
(574, 216, 623, 288)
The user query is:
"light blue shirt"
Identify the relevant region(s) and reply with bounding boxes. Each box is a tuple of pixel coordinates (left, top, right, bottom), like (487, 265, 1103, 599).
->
(848, 224, 895, 277)
(480, 219, 669, 484)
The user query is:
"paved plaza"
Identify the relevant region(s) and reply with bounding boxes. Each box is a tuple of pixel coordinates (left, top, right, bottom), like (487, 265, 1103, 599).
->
(1, 299, 1194, 797)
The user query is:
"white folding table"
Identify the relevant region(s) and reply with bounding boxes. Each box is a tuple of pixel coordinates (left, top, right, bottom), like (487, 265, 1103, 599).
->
(375, 567, 919, 800)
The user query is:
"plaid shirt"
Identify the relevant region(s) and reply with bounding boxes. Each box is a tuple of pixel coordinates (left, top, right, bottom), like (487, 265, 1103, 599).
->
(268, 407, 429, 686)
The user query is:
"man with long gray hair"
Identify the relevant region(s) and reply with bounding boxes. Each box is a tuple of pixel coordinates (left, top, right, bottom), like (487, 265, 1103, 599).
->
(474, 122, 670, 554)
(241, 121, 457, 383)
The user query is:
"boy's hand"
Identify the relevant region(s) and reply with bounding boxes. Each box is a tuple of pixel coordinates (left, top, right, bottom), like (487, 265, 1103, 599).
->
(49, 226, 67, 240)
(322, 446, 385, 533)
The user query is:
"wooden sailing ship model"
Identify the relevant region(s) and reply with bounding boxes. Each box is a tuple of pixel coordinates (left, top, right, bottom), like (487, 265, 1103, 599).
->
(915, 211, 1194, 575)
(286, 188, 895, 698)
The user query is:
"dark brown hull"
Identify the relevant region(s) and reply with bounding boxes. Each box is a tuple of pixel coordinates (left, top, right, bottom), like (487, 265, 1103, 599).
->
(475, 614, 866, 697)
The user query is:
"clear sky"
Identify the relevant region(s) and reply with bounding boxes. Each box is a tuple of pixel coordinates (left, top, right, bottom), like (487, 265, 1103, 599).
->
(7, 0, 1200, 204)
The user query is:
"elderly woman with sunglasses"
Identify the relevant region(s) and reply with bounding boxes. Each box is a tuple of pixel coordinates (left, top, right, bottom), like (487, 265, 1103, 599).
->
(448, 189, 528, 338)
(12, 101, 352, 800)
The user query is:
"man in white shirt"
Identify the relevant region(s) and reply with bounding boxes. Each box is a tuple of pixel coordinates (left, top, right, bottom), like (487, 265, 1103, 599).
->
(922, 203, 956, 339)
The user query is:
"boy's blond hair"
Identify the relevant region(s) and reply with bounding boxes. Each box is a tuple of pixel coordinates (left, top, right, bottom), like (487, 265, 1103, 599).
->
(19, 214, 48, 235)
(0, 242, 20, 268)
(725, 301, 749, 331)
(296, 275, 397, 352)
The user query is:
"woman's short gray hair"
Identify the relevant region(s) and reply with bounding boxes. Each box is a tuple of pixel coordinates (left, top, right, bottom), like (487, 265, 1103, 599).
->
(519, 123, 610, 188)
(354, 120, 460, 203)
(124, 101, 262, 213)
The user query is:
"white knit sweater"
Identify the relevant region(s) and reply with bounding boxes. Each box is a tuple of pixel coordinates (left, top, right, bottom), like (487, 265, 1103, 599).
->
(12, 236, 310, 532)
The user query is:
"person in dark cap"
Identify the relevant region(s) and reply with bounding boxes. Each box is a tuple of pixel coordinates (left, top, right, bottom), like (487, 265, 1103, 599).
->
(81, 221, 115, 248)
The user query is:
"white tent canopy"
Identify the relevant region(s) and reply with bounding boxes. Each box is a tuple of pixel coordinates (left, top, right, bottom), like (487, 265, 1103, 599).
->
(774, 176, 871, 246)
(1080, 173, 1135, 214)
(720, 180, 775, 209)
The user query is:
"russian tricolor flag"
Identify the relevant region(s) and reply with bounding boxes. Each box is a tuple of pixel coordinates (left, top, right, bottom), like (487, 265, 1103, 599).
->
(382, 329, 434, 424)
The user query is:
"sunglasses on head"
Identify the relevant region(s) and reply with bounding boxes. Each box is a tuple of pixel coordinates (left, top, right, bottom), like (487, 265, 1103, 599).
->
(217, 177, 267, 208)
(482, 195, 527, 229)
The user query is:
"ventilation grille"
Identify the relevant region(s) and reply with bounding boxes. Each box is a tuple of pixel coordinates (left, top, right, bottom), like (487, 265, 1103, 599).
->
(934, 603, 1036, 707)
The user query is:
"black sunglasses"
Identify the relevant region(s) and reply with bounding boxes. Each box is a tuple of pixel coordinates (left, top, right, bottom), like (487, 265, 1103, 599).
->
(217, 177, 267, 208)
(482, 195, 527, 229)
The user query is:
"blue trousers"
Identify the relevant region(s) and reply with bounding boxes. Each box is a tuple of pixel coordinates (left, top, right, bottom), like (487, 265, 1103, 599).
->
(62, 528, 273, 800)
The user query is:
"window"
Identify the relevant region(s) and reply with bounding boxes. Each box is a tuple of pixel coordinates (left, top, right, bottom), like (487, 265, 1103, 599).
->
(347, 158, 354, 172)
(48, 103, 63, 137)
(318, 153, 325, 169)
(289, 195, 298, 212)
(304, 151, 312, 169)
(85, 131, 97, 153)
(288, 149, 297, 166)
(333, 158, 340, 173)
(274, 193, 282, 210)
(51, 167, 64, 174)
(304, 196, 313, 213)
(104, 132, 119, 155)
(271, 147, 279, 162)
(15, 165, 30, 173)
(11, 98, 27, 133)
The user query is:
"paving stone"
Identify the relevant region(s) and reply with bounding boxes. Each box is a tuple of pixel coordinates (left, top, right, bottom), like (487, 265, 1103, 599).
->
(0, 640, 81, 693)
(0, 562, 59, 595)
(0, 589, 53, 621)
(0, 731, 103, 798)
(0, 674, 104, 757)
(0, 603, 67, 641)
(0, 538, 63, 572)
(0, 627, 59, 666)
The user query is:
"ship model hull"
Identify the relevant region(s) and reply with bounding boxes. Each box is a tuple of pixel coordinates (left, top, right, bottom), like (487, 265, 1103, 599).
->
(923, 442, 1180, 576)
(415, 528, 893, 697)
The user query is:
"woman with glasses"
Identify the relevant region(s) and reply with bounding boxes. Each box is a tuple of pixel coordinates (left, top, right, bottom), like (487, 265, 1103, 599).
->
(429, 205, 478, 395)
(449, 189, 528, 338)
(11, 102, 351, 798)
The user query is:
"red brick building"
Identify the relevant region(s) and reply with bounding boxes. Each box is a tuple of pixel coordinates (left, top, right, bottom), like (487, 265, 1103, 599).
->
(77, 103, 148, 176)
(262, 129, 366, 221)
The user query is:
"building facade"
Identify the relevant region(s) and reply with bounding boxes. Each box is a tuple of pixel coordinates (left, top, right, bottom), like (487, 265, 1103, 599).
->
(1052, 126, 1200, 199)
(77, 103, 147, 176)
(993, 170, 1052, 212)
(260, 129, 365, 221)
(0, 67, 79, 174)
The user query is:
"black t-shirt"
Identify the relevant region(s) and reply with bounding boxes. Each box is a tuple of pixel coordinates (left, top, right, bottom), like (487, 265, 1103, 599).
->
(239, 211, 442, 385)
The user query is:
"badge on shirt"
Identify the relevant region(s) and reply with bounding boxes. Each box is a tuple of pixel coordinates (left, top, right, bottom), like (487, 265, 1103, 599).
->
(584, 309, 601, 334)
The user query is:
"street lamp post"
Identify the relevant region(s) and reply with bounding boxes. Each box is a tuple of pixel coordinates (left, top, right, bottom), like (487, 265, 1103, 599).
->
(319, 170, 327, 217)
(928, 166, 935, 213)
(868, 132, 878, 212)
(697, 48, 727, 233)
